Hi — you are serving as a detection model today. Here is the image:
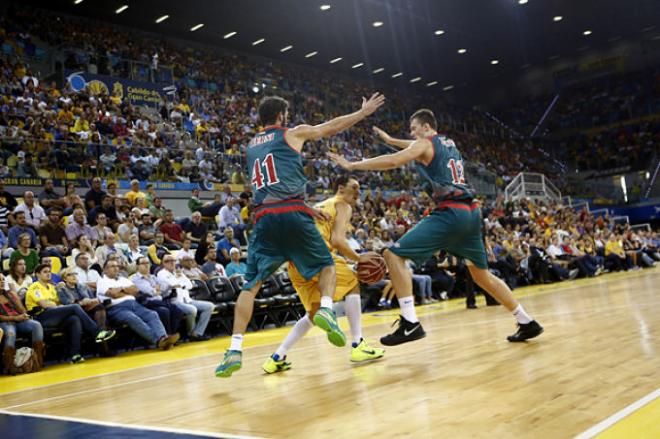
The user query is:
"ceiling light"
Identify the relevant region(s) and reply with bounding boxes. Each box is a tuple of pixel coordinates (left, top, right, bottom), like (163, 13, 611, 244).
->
(352, 62, 364, 69)
(410, 77, 421, 83)
(74, 0, 84, 4)
(330, 57, 342, 64)
(391, 72, 402, 78)
(442, 85, 454, 91)
(155, 15, 169, 23)
(281, 45, 293, 52)
(190, 23, 204, 32)
(224, 31, 237, 39)
(553, 16, 563, 22)
(305, 51, 318, 58)
(434, 29, 445, 36)
(491, 59, 499, 65)
(457, 48, 467, 54)
(518, 0, 528, 4)
(373, 67, 385, 74)
(252, 38, 265, 46)
(320, 4, 331, 11)
(426, 81, 438, 87)
(373, 21, 384, 27)
(115, 5, 128, 14)
(583, 30, 592, 36)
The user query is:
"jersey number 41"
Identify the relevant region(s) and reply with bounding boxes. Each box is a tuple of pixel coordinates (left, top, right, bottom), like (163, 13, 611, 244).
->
(251, 153, 280, 190)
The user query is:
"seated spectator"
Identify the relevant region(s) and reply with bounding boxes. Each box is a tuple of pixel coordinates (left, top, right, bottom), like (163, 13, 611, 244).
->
(133, 200, 150, 218)
(74, 252, 101, 293)
(88, 195, 119, 229)
(201, 248, 226, 278)
(8, 211, 39, 250)
(225, 248, 247, 277)
(117, 211, 138, 244)
(97, 260, 179, 349)
(39, 207, 69, 260)
(7, 259, 33, 298)
(0, 179, 18, 210)
(95, 233, 129, 271)
(39, 256, 62, 284)
(183, 212, 208, 247)
(124, 180, 146, 207)
(0, 273, 44, 374)
(123, 234, 145, 268)
(84, 177, 107, 211)
(218, 197, 246, 245)
(176, 238, 195, 263)
(157, 255, 213, 341)
(56, 268, 111, 340)
(216, 227, 240, 266)
(71, 235, 99, 267)
(66, 208, 98, 248)
(149, 197, 167, 220)
(26, 264, 116, 364)
(188, 189, 223, 217)
(138, 213, 157, 245)
(13, 191, 46, 229)
(131, 257, 184, 336)
(605, 233, 631, 271)
(147, 232, 171, 266)
(159, 210, 184, 250)
(9, 233, 39, 275)
(38, 179, 66, 210)
(92, 213, 114, 243)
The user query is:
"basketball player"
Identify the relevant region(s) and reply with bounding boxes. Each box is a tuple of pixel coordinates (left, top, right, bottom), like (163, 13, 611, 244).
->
(328, 110, 543, 346)
(263, 175, 385, 373)
(215, 93, 385, 377)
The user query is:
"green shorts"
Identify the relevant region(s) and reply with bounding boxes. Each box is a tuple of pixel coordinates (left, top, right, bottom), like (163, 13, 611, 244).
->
(389, 202, 488, 269)
(244, 201, 334, 290)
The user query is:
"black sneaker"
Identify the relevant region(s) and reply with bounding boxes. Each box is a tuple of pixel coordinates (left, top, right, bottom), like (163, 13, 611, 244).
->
(507, 320, 544, 342)
(466, 303, 477, 309)
(380, 316, 426, 346)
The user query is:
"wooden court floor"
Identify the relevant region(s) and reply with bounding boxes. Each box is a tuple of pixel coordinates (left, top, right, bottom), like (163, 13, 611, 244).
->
(1, 267, 659, 439)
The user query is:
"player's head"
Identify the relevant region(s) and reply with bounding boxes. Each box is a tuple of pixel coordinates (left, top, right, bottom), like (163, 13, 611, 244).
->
(258, 96, 289, 126)
(334, 174, 360, 205)
(409, 108, 437, 138)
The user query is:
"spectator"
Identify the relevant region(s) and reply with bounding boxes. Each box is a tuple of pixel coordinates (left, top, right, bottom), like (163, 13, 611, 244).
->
(216, 226, 240, 266)
(8, 211, 39, 249)
(117, 211, 138, 244)
(225, 247, 247, 277)
(56, 268, 109, 332)
(138, 213, 157, 245)
(132, 256, 184, 336)
(88, 195, 119, 229)
(39, 256, 62, 284)
(6, 259, 33, 298)
(71, 235, 98, 267)
(124, 180, 146, 207)
(84, 178, 106, 211)
(605, 233, 630, 271)
(147, 232, 171, 266)
(38, 179, 66, 210)
(74, 252, 101, 293)
(183, 212, 207, 247)
(159, 210, 184, 250)
(65, 208, 98, 247)
(9, 233, 39, 275)
(26, 264, 116, 364)
(0, 273, 44, 374)
(0, 179, 18, 210)
(39, 207, 69, 260)
(95, 233, 128, 270)
(218, 197, 246, 245)
(97, 260, 179, 349)
(123, 234, 145, 268)
(157, 255, 213, 341)
(13, 191, 46, 229)
(149, 197, 167, 220)
(201, 248, 226, 278)
(92, 213, 114, 243)
(176, 238, 195, 262)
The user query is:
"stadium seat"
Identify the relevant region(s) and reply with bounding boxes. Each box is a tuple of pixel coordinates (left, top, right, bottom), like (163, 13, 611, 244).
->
(49, 256, 62, 274)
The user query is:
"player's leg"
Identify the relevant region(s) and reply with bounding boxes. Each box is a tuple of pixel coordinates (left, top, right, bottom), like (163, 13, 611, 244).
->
(345, 289, 385, 362)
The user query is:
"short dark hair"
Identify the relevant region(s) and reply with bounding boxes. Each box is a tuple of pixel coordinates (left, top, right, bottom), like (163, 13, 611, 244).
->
(333, 174, 356, 192)
(410, 108, 437, 130)
(258, 96, 289, 125)
(34, 263, 50, 274)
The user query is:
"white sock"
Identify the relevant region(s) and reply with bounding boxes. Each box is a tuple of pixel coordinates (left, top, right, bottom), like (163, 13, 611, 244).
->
(344, 294, 362, 346)
(320, 295, 333, 309)
(230, 334, 243, 351)
(274, 315, 314, 359)
(399, 296, 418, 323)
(513, 304, 533, 324)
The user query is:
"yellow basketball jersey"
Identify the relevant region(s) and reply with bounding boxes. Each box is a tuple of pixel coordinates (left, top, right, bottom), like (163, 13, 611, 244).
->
(314, 195, 349, 253)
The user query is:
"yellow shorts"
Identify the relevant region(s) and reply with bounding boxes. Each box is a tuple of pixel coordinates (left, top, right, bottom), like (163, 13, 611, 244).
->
(288, 254, 359, 312)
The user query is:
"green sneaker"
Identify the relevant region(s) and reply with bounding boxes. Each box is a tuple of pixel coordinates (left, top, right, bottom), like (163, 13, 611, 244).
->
(215, 350, 242, 378)
(262, 355, 292, 374)
(95, 329, 116, 343)
(71, 354, 85, 364)
(313, 307, 346, 347)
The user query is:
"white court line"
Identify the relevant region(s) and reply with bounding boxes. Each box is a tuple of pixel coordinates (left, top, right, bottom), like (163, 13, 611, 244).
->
(0, 408, 267, 439)
(574, 388, 660, 439)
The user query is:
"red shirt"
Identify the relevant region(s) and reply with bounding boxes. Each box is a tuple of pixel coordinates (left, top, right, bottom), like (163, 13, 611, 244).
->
(160, 222, 183, 242)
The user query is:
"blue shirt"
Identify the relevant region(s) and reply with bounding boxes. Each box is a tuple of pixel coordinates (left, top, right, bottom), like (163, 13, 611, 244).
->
(225, 262, 247, 277)
(8, 225, 38, 249)
(216, 238, 240, 257)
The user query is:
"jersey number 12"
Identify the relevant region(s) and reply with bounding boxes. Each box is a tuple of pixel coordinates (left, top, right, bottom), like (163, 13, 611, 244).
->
(252, 153, 280, 189)
(447, 159, 465, 185)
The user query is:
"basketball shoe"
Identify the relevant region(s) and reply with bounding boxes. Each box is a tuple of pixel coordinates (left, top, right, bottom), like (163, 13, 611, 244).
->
(507, 320, 544, 342)
(350, 339, 385, 362)
(380, 316, 426, 346)
(215, 350, 242, 377)
(262, 355, 292, 374)
(313, 307, 347, 347)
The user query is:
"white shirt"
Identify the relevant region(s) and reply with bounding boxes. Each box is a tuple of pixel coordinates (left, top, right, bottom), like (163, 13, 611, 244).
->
(156, 269, 193, 304)
(176, 248, 196, 262)
(74, 266, 101, 290)
(97, 274, 136, 306)
(218, 205, 241, 229)
(14, 204, 46, 228)
(546, 244, 563, 258)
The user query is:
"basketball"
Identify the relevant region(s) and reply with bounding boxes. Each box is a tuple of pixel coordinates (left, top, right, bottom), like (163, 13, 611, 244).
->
(357, 255, 387, 284)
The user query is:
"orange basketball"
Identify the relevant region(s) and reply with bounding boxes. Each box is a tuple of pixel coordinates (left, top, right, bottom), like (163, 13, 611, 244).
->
(357, 255, 387, 285)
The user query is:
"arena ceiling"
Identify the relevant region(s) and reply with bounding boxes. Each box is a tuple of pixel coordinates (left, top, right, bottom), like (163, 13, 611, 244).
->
(18, 0, 660, 103)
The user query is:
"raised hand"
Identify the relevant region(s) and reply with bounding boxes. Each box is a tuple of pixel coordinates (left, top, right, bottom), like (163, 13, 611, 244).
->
(327, 152, 353, 170)
(360, 93, 386, 116)
(373, 126, 391, 142)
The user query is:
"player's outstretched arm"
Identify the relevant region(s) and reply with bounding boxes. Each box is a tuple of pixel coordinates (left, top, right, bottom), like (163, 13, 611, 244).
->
(285, 93, 385, 150)
(328, 138, 430, 171)
(373, 126, 413, 150)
